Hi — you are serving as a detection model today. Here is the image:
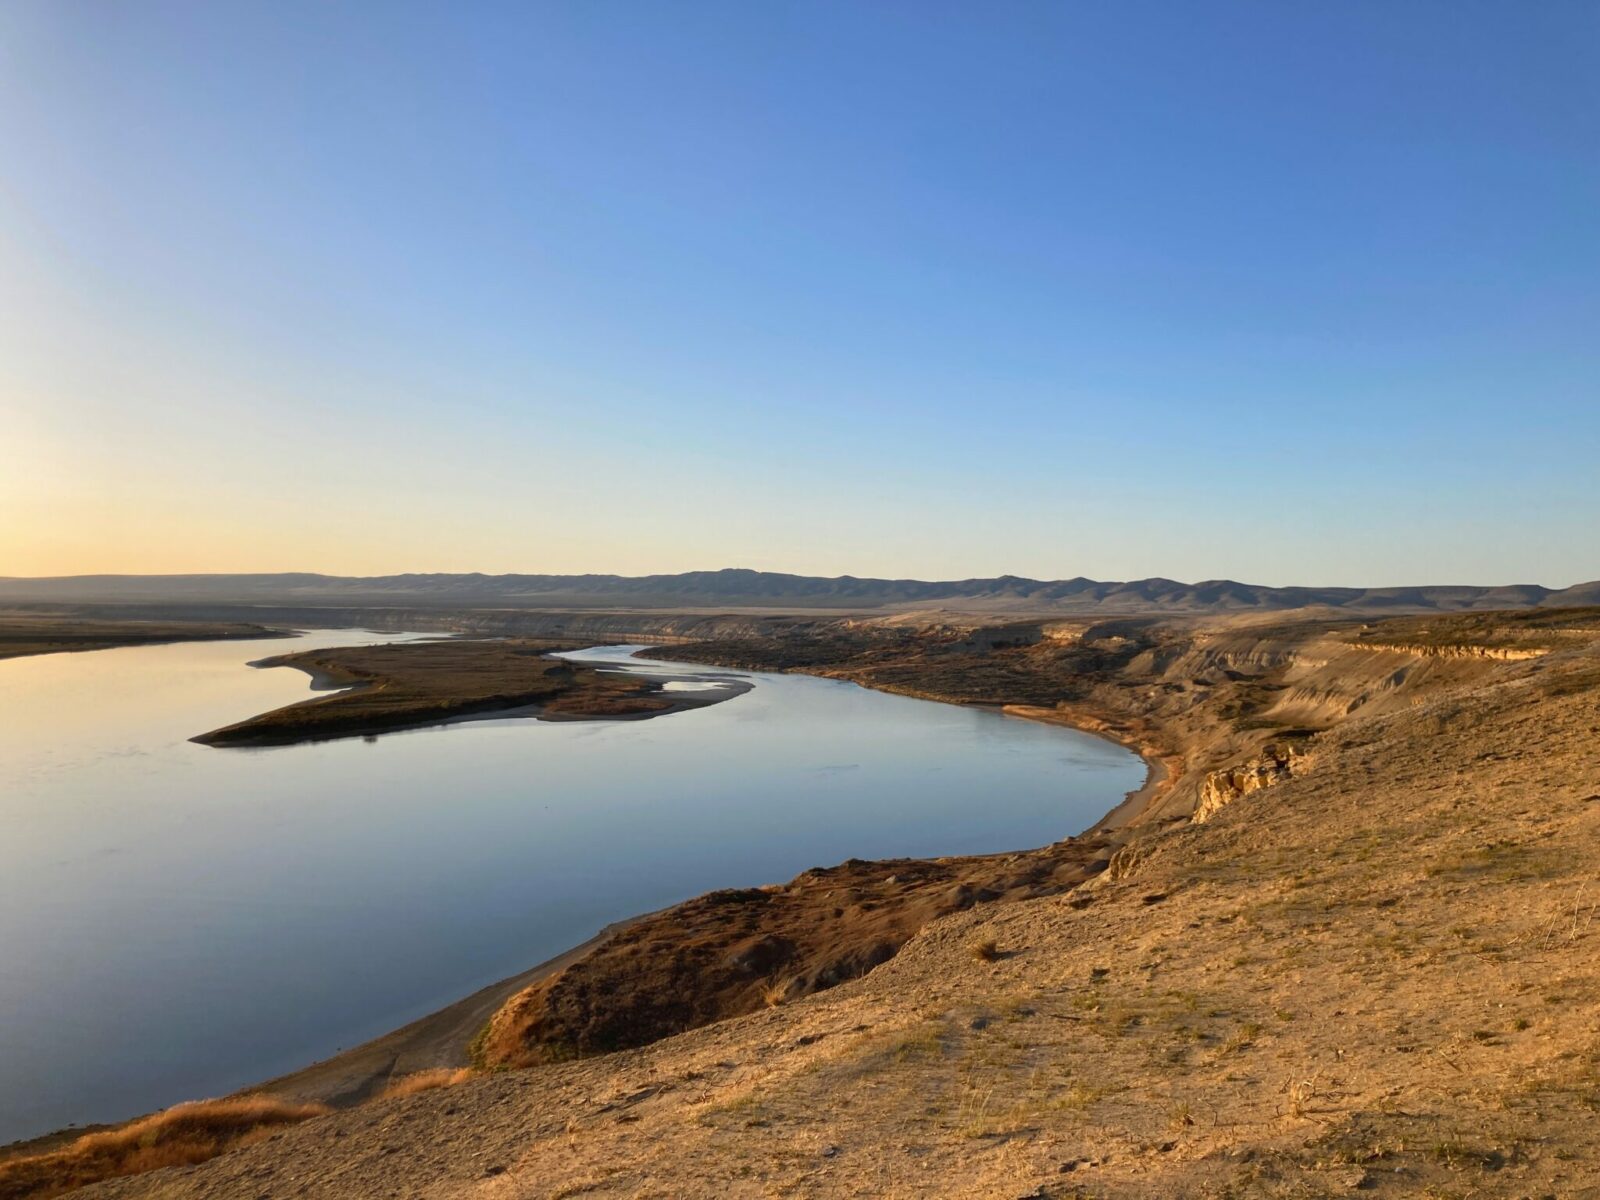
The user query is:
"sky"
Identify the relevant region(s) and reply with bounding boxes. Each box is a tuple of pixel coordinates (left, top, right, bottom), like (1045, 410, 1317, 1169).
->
(1, 1, 1596, 587)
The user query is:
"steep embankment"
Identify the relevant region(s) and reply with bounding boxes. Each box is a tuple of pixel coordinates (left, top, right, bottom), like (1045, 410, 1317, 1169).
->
(64, 607, 1600, 1198)
(476, 840, 1118, 1070)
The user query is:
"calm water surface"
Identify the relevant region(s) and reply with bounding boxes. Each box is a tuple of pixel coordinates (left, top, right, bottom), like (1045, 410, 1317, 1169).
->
(0, 632, 1141, 1143)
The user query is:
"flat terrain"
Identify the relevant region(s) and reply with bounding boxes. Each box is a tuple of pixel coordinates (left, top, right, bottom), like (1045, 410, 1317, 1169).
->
(192, 639, 743, 747)
(10, 606, 1600, 1198)
(0, 614, 285, 661)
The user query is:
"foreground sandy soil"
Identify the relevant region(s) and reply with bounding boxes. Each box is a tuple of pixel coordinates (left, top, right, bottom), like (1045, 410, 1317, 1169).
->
(42, 611, 1600, 1196)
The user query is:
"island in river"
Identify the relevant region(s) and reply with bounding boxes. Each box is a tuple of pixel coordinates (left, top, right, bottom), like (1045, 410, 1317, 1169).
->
(191, 638, 752, 747)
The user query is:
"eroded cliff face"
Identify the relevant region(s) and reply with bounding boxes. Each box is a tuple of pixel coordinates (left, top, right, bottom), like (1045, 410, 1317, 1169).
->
(1342, 640, 1547, 661)
(1192, 743, 1308, 823)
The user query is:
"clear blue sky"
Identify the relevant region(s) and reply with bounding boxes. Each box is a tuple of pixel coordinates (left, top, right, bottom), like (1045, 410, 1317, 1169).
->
(2, 1, 1595, 585)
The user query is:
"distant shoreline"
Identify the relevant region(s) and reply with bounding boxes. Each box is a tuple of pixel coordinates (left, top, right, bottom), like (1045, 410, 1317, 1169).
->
(0, 616, 289, 663)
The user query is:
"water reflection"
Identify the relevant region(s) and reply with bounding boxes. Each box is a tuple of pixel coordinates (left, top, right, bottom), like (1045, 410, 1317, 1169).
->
(0, 632, 1140, 1142)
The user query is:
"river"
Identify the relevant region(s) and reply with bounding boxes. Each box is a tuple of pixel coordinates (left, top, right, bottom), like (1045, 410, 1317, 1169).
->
(0, 631, 1141, 1143)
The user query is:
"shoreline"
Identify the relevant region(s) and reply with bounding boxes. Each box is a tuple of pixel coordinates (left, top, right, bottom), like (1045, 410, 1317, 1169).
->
(11, 637, 1161, 1145)
(0, 621, 292, 663)
(996, 703, 1178, 830)
(221, 669, 1162, 1108)
(250, 913, 656, 1107)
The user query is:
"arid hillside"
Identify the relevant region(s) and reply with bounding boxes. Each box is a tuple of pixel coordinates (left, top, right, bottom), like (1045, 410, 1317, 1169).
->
(3, 569, 1598, 615)
(10, 607, 1600, 1199)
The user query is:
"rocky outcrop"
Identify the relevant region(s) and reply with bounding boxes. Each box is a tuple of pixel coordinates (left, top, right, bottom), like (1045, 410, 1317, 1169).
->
(1192, 743, 1308, 823)
(1346, 640, 1548, 661)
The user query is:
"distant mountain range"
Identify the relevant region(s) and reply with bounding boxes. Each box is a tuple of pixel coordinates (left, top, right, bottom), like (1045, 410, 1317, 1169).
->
(2, 570, 1598, 615)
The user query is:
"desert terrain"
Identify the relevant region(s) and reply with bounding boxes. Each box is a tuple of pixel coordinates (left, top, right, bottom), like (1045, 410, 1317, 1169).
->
(1, 602, 1596, 1197)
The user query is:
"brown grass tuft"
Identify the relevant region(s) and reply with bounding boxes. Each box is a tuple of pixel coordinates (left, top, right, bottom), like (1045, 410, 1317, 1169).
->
(0, 1095, 328, 1200)
(380, 1068, 474, 1099)
(761, 978, 792, 1008)
(969, 939, 1000, 963)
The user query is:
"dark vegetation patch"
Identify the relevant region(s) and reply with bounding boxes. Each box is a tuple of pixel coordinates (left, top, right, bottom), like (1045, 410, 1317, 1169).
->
(477, 836, 1116, 1067)
(666, 622, 1153, 708)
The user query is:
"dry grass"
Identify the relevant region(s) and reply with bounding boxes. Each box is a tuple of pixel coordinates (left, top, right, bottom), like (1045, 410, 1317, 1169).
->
(969, 939, 1000, 963)
(381, 1068, 474, 1099)
(0, 1096, 328, 1200)
(760, 978, 791, 1008)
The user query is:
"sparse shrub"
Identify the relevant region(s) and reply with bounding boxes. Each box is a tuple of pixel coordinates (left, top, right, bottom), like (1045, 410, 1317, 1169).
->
(761, 977, 791, 1007)
(1059, 1080, 1105, 1111)
(970, 939, 1000, 963)
(381, 1067, 473, 1098)
(1283, 1074, 1320, 1119)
